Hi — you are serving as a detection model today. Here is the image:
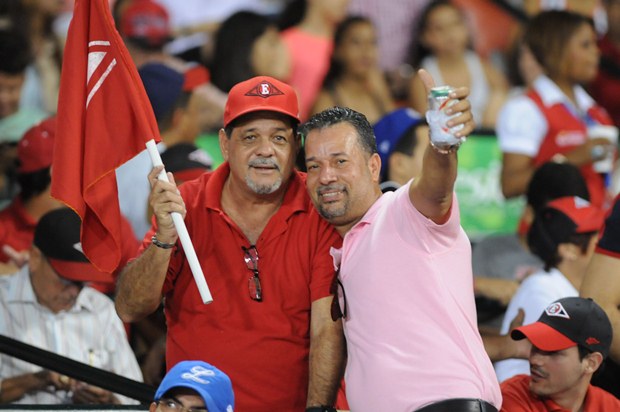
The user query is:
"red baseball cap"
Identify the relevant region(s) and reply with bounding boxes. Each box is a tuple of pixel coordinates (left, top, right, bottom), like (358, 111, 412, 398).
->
(17, 116, 56, 174)
(546, 196, 605, 233)
(223, 76, 300, 128)
(120, 0, 170, 47)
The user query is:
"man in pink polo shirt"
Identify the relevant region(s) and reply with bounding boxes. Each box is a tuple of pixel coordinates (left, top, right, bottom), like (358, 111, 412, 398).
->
(302, 70, 501, 412)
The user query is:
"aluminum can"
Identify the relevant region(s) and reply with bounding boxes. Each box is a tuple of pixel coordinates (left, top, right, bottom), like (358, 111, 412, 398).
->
(426, 86, 464, 149)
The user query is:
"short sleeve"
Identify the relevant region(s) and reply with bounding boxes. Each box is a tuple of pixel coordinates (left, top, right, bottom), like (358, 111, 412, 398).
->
(496, 94, 547, 156)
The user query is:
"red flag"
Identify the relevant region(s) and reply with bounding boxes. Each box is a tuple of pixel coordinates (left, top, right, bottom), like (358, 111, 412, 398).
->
(51, 0, 160, 273)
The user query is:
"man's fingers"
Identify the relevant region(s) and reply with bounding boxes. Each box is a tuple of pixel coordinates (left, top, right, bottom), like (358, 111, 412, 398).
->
(417, 69, 436, 94)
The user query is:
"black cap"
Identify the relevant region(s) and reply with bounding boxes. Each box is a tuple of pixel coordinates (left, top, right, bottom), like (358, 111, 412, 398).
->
(33, 208, 113, 283)
(511, 297, 612, 358)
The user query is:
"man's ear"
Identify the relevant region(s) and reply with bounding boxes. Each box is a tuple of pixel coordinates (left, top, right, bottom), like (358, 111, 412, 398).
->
(219, 128, 229, 161)
(557, 242, 581, 261)
(149, 401, 158, 412)
(584, 351, 604, 374)
(29, 246, 43, 272)
(369, 153, 381, 182)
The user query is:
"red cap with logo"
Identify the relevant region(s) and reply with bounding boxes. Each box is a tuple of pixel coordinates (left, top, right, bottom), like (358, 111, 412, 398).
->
(18, 116, 56, 174)
(120, 0, 170, 47)
(223, 76, 300, 128)
(545, 196, 605, 233)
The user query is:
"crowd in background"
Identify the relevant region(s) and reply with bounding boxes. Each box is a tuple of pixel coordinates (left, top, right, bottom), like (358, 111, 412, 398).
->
(1, 0, 620, 409)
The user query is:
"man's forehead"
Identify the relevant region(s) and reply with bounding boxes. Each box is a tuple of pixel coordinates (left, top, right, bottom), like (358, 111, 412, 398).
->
(232, 111, 296, 130)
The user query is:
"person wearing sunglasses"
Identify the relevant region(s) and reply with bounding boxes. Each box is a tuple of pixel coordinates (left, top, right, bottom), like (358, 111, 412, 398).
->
(302, 69, 501, 412)
(151, 360, 234, 412)
(116, 76, 345, 411)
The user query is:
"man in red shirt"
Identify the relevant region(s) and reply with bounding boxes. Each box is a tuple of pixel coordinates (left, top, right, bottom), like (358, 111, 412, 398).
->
(0, 117, 62, 274)
(115, 76, 344, 411)
(501, 296, 620, 411)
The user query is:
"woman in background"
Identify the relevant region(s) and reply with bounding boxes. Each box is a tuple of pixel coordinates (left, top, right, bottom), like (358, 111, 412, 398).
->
(407, 0, 507, 129)
(497, 10, 615, 208)
(210, 11, 291, 93)
(311, 16, 395, 125)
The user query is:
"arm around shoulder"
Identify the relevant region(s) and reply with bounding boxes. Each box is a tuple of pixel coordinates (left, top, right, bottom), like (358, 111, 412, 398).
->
(307, 296, 346, 407)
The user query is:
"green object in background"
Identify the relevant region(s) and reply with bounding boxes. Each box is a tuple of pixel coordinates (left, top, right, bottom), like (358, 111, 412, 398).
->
(455, 133, 525, 241)
(196, 132, 224, 169)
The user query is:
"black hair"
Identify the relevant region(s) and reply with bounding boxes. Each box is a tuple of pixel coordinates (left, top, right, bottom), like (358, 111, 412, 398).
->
(407, 0, 470, 69)
(0, 29, 32, 75)
(321, 15, 373, 89)
(17, 167, 51, 202)
(158, 91, 192, 131)
(300, 106, 377, 156)
(277, 0, 306, 31)
(210, 11, 274, 93)
(524, 10, 594, 80)
(381, 120, 428, 181)
(527, 208, 596, 271)
(526, 162, 590, 213)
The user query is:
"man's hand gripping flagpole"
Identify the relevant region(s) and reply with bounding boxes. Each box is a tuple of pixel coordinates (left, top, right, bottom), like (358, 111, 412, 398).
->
(146, 140, 213, 304)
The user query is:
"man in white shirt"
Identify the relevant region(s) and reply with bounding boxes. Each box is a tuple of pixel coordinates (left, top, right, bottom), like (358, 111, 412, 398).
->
(0, 208, 142, 404)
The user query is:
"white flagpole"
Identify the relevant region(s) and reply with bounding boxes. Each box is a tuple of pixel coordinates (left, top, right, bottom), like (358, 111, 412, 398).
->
(145, 139, 213, 304)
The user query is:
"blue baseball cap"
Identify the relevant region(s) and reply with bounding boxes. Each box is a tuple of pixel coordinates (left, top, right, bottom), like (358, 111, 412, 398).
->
(139, 63, 185, 121)
(373, 108, 424, 178)
(155, 361, 234, 412)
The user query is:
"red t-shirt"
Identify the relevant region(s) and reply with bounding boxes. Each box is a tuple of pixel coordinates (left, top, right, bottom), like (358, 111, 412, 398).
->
(142, 163, 341, 411)
(0, 197, 37, 263)
(501, 374, 620, 411)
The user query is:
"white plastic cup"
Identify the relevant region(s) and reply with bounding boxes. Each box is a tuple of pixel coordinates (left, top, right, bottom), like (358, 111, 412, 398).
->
(588, 125, 619, 173)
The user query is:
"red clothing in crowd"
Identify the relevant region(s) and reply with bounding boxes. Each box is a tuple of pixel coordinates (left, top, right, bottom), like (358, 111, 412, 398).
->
(141, 163, 341, 411)
(527, 89, 613, 208)
(0, 197, 37, 263)
(501, 374, 620, 411)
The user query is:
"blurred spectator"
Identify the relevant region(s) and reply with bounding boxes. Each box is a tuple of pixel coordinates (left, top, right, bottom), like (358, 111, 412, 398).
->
(0, 208, 142, 404)
(495, 196, 605, 382)
(150, 360, 234, 412)
(311, 16, 395, 125)
(408, 0, 508, 129)
(348, 0, 430, 99)
(372, 107, 428, 190)
(0, 29, 47, 143)
(0, 118, 138, 293)
(589, 0, 620, 128)
(210, 11, 291, 93)
(18, 0, 65, 114)
(0, 117, 62, 274)
(153, 0, 287, 64)
(280, 0, 350, 119)
(116, 0, 227, 135)
(473, 162, 590, 324)
(497, 11, 615, 208)
(500, 297, 620, 411)
(116, 63, 202, 240)
(160, 143, 212, 183)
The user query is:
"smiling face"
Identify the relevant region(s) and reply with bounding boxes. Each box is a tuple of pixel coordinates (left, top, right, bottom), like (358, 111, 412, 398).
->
(305, 122, 381, 233)
(220, 112, 299, 196)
